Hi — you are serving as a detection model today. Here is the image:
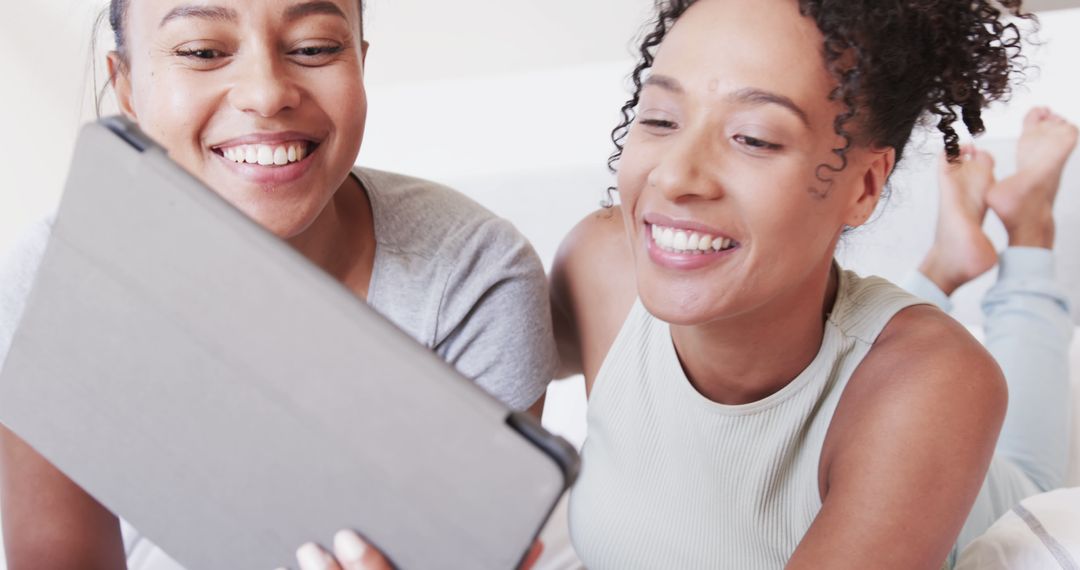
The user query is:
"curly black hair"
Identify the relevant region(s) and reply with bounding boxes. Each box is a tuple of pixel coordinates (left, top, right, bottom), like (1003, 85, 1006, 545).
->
(605, 0, 1033, 195)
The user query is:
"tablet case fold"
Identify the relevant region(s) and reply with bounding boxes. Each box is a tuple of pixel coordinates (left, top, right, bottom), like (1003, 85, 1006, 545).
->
(0, 117, 578, 570)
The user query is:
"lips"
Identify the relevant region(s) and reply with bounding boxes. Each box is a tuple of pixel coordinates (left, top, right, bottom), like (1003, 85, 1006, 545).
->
(208, 132, 324, 185)
(217, 141, 313, 166)
(642, 213, 741, 270)
(210, 131, 323, 167)
(649, 223, 739, 254)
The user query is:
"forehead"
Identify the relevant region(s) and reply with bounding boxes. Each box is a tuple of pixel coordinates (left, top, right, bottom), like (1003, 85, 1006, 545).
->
(652, 0, 835, 112)
(127, 0, 360, 31)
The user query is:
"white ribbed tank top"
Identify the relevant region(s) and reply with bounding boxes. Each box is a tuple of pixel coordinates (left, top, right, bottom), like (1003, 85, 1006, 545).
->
(568, 269, 928, 569)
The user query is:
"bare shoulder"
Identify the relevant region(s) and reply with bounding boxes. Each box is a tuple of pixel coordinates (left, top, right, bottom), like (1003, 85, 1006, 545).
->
(851, 305, 1006, 412)
(791, 306, 1007, 568)
(550, 207, 638, 383)
(825, 304, 1007, 465)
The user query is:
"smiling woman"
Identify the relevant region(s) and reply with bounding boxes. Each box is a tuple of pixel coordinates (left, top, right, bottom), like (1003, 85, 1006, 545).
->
(0, 0, 558, 568)
(546, 0, 1067, 569)
(106, 0, 368, 240)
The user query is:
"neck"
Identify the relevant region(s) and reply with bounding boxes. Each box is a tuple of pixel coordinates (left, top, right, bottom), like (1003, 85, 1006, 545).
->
(287, 173, 376, 298)
(670, 258, 839, 405)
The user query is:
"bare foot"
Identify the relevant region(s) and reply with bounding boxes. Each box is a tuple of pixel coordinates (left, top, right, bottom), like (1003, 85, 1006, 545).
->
(986, 107, 1079, 249)
(919, 145, 999, 296)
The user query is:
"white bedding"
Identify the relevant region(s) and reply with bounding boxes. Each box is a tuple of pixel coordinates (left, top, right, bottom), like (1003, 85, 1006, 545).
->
(1064, 328, 1080, 487)
(956, 487, 1080, 569)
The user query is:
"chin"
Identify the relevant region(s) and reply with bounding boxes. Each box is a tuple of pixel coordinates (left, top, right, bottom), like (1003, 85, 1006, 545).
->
(235, 201, 319, 239)
(638, 284, 721, 327)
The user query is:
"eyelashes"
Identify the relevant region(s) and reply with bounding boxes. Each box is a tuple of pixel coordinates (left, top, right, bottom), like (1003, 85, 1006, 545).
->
(174, 48, 223, 60)
(639, 118, 678, 129)
(733, 134, 782, 151)
(637, 118, 784, 152)
(171, 44, 346, 67)
(290, 45, 345, 59)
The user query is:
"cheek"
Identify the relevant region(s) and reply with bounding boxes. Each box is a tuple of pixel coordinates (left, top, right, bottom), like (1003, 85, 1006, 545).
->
(314, 67, 367, 138)
(737, 162, 842, 247)
(133, 69, 220, 163)
(748, 190, 845, 266)
(615, 140, 653, 206)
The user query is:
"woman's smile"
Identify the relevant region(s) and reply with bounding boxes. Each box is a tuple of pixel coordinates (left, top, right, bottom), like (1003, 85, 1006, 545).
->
(643, 215, 741, 271)
(112, 0, 368, 238)
(209, 131, 323, 186)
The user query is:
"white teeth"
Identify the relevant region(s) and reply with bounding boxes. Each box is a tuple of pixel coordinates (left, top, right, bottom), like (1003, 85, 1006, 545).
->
(257, 146, 274, 165)
(649, 224, 737, 254)
(660, 228, 675, 249)
(220, 143, 310, 166)
(673, 231, 688, 250)
(273, 146, 288, 166)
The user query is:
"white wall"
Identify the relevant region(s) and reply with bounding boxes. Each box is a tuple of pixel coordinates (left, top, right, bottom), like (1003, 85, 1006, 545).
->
(3, 3, 1079, 258)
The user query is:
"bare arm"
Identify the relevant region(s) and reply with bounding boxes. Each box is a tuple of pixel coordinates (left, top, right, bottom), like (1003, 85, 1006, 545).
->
(549, 208, 637, 386)
(787, 307, 1006, 570)
(0, 424, 126, 570)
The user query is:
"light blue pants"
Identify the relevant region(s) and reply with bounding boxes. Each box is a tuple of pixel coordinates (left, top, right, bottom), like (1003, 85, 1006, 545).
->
(903, 247, 1074, 563)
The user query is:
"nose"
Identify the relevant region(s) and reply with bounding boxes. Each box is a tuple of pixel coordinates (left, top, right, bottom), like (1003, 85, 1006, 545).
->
(227, 53, 301, 118)
(645, 127, 725, 202)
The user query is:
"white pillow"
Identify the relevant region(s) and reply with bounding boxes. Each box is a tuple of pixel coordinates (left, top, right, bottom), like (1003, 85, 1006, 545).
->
(955, 487, 1080, 570)
(1067, 328, 1080, 487)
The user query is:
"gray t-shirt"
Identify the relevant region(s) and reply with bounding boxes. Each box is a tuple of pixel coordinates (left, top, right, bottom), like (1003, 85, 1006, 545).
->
(0, 167, 556, 410)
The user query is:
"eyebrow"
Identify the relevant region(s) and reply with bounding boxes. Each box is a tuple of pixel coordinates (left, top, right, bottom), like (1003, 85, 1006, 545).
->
(644, 74, 811, 127)
(159, 5, 238, 28)
(643, 74, 683, 94)
(727, 87, 810, 127)
(159, 1, 347, 29)
(284, 1, 348, 23)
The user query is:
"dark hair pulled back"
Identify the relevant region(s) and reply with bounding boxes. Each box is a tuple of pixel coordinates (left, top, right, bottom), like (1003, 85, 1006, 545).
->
(607, 0, 1034, 186)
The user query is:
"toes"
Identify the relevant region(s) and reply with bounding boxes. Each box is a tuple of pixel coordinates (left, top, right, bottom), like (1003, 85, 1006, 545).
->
(973, 148, 995, 168)
(1024, 106, 1052, 127)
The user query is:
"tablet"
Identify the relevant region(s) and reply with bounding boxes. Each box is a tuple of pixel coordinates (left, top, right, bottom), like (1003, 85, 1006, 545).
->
(0, 117, 578, 570)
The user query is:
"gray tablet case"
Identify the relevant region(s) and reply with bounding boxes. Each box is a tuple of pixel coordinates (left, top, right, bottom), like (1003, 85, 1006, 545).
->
(0, 117, 578, 570)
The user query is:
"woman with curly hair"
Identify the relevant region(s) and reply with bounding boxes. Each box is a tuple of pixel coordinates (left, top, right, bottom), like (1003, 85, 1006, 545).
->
(546, 0, 1076, 568)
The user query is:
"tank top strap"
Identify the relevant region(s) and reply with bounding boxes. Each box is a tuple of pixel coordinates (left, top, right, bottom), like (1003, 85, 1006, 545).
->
(828, 269, 931, 345)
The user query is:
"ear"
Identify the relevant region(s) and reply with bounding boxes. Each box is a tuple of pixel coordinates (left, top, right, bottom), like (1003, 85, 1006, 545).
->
(107, 51, 138, 121)
(844, 147, 895, 228)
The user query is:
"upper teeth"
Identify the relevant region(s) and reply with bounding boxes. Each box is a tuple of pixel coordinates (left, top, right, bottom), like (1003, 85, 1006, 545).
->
(221, 143, 308, 166)
(650, 224, 737, 253)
